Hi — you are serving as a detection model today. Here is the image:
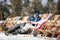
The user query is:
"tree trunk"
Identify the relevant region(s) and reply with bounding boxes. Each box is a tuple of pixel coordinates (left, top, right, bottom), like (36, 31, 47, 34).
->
(57, 0, 60, 14)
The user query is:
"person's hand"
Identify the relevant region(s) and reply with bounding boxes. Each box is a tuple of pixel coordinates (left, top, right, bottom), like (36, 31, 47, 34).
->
(27, 21, 32, 24)
(50, 13, 53, 15)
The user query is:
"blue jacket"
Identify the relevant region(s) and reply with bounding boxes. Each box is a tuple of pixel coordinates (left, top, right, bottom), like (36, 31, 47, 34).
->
(30, 16, 41, 22)
(30, 16, 35, 21)
(34, 17, 41, 22)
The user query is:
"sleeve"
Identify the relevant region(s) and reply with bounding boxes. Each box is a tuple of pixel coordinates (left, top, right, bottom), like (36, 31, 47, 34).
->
(31, 21, 39, 24)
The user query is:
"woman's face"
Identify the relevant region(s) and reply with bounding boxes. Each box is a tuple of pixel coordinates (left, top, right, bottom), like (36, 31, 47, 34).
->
(41, 13, 48, 19)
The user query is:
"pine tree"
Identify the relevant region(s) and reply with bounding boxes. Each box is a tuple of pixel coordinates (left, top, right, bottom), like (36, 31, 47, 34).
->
(11, 0, 22, 16)
(47, 0, 57, 13)
(0, 4, 11, 20)
(10, 0, 43, 16)
(57, 0, 60, 14)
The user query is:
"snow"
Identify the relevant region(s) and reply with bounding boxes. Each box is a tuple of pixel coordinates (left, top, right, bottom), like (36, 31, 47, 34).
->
(0, 21, 4, 24)
(0, 32, 56, 40)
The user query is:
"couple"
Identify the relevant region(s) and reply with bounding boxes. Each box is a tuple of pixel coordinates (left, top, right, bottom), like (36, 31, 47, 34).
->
(20, 13, 52, 34)
(5, 13, 52, 36)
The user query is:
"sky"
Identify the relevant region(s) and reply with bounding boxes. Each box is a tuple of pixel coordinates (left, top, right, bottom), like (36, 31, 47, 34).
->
(42, 0, 58, 6)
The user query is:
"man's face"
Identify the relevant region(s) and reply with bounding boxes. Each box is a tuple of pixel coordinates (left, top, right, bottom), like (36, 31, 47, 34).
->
(36, 16, 38, 18)
(34, 15, 39, 18)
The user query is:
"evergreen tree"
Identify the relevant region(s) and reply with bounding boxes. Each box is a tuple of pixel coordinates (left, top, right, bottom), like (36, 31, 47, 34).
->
(11, 0, 22, 16)
(47, 0, 57, 13)
(57, 0, 60, 14)
(10, 0, 43, 16)
(0, 4, 11, 20)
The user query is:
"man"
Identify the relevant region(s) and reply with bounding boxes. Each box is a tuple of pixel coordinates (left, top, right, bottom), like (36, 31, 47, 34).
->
(30, 12, 41, 26)
(34, 13, 41, 22)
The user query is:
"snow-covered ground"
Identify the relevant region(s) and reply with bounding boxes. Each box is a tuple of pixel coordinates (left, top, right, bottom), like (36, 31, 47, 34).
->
(0, 32, 56, 40)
